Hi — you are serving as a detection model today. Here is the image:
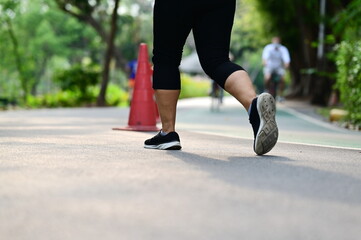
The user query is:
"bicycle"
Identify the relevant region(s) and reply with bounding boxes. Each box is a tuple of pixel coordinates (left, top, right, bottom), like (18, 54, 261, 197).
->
(267, 70, 282, 100)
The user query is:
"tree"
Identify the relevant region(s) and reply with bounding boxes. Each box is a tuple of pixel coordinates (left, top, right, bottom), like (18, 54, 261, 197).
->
(97, 0, 120, 106)
(0, 0, 153, 106)
(1, 0, 102, 102)
(54, 0, 122, 106)
(0, 0, 29, 101)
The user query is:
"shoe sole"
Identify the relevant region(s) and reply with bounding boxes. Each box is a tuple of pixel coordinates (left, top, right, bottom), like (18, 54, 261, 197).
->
(254, 93, 278, 155)
(144, 141, 182, 150)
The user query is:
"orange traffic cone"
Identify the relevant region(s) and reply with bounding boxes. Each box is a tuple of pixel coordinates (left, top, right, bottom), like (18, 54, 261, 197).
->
(113, 43, 160, 132)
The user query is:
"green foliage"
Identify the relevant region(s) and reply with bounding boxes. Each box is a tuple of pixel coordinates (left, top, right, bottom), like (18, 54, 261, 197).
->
(53, 64, 100, 101)
(116, 10, 153, 61)
(233, 0, 270, 52)
(0, 0, 102, 104)
(334, 40, 361, 124)
(54, 0, 102, 15)
(106, 84, 129, 107)
(333, 0, 361, 124)
(333, 0, 361, 41)
(26, 84, 129, 108)
(27, 90, 80, 108)
(316, 107, 332, 120)
(179, 74, 211, 99)
(252, 0, 319, 53)
(1, 0, 148, 107)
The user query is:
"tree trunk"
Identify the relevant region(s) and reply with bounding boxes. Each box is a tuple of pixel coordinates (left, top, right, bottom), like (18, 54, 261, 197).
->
(97, 0, 120, 106)
(6, 19, 28, 102)
(291, 1, 318, 98)
(31, 57, 48, 96)
(310, 0, 350, 106)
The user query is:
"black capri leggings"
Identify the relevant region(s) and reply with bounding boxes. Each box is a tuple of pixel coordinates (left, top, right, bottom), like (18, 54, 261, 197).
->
(152, 0, 244, 90)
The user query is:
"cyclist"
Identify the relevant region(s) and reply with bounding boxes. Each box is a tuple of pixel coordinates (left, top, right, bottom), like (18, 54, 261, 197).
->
(262, 36, 290, 98)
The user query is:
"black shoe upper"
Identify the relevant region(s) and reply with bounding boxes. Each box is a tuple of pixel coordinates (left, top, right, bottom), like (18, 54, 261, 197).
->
(144, 131, 180, 145)
(249, 97, 260, 139)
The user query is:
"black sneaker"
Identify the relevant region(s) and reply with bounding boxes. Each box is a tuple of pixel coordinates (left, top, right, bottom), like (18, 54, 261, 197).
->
(144, 131, 182, 150)
(249, 93, 278, 155)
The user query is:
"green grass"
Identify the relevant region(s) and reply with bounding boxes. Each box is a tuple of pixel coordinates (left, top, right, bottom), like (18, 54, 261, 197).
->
(316, 107, 332, 120)
(179, 74, 211, 99)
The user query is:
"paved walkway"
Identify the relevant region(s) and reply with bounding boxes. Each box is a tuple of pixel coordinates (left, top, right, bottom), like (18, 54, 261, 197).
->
(177, 97, 361, 149)
(1, 98, 361, 240)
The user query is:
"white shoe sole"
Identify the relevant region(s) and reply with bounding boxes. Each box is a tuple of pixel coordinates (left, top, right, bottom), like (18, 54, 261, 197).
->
(144, 141, 182, 150)
(254, 93, 278, 155)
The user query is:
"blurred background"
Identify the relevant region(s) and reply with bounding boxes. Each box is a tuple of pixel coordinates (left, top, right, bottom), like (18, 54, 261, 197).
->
(0, 0, 360, 125)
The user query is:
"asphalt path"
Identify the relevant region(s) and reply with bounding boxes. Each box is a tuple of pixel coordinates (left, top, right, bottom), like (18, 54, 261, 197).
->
(177, 97, 361, 149)
(1, 97, 361, 240)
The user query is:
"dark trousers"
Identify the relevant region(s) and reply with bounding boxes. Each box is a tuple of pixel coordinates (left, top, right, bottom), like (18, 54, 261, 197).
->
(152, 0, 244, 90)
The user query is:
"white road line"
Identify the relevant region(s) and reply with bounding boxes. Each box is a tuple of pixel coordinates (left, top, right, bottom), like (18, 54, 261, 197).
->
(189, 130, 361, 151)
(276, 140, 361, 151)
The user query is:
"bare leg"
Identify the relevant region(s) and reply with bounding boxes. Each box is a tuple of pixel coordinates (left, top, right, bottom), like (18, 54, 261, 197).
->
(155, 89, 180, 133)
(224, 70, 256, 110)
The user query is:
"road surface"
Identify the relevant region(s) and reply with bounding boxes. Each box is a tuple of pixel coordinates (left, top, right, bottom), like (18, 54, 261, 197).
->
(1, 98, 361, 240)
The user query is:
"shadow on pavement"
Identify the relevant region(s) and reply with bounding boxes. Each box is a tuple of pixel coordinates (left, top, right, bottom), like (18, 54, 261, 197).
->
(168, 150, 361, 205)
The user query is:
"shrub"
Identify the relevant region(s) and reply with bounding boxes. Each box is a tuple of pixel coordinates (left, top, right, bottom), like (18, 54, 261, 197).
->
(106, 84, 129, 107)
(26, 84, 129, 108)
(27, 90, 80, 108)
(53, 64, 100, 102)
(334, 41, 361, 124)
(179, 74, 211, 99)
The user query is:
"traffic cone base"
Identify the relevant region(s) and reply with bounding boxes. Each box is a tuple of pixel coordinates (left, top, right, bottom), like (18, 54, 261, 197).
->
(112, 125, 159, 132)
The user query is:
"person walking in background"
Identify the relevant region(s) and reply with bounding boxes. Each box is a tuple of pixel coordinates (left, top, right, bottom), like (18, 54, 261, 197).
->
(262, 36, 291, 99)
(144, 0, 279, 155)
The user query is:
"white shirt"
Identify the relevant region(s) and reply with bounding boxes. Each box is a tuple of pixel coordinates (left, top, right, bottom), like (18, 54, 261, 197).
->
(262, 43, 290, 69)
